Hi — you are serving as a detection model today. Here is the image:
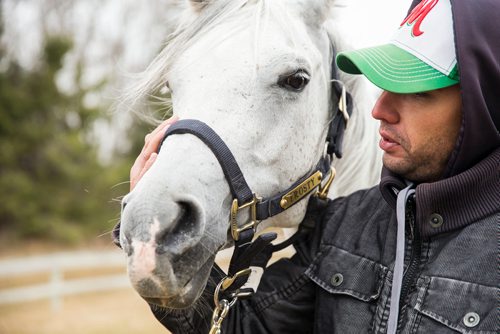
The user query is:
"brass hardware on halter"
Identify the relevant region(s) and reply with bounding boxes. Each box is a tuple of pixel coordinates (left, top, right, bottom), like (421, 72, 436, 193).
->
(230, 195, 260, 241)
(339, 83, 350, 126)
(210, 268, 252, 334)
(209, 299, 229, 334)
(280, 171, 323, 209)
(316, 167, 336, 200)
(220, 268, 252, 291)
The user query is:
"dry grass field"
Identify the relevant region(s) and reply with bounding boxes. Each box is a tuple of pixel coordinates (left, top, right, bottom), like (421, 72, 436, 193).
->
(0, 229, 292, 334)
(0, 289, 169, 334)
(0, 241, 170, 334)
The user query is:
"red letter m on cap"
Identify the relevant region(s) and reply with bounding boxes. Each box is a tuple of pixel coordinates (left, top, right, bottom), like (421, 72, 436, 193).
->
(401, 0, 438, 37)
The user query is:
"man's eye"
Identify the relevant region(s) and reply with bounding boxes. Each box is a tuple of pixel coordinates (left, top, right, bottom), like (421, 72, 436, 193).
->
(278, 70, 310, 92)
(413, 92, 430, 98)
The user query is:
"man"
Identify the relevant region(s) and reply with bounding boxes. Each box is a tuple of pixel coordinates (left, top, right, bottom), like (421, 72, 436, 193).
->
(130, 0, 499, 332)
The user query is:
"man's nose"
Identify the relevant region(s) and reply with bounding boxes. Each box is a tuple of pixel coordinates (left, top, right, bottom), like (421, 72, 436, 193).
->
(371, 91, 399, 124)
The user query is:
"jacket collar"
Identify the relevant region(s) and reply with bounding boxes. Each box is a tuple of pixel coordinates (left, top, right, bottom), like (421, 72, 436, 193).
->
(379, 147, 499, 238)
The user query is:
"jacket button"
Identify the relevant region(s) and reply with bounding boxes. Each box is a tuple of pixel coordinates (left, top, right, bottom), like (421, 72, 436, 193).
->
(463, 312, 480, 327)
(331, 273, 343, 286)
(429, 213, 444, 228)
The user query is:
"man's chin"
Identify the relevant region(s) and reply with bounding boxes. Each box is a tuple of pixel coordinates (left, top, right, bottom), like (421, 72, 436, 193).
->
(382, 156, 416, 179)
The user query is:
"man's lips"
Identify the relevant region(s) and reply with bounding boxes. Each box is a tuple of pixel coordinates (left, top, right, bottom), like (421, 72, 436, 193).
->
(379, 130, 400, 152)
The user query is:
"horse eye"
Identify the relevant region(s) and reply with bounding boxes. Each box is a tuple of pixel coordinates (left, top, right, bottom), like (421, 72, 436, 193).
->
(278, 70, 310, 92)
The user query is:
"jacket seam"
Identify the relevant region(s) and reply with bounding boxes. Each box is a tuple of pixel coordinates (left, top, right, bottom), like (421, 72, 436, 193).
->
(421, 274, 497, 289)
(316, 242, 388, 267)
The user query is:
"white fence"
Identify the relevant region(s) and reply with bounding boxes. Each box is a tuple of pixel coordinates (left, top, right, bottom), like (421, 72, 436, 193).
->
(0, 250, 129, 312)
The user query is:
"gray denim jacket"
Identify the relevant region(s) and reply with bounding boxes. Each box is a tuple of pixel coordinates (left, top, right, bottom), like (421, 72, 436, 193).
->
(152, 149, 499, 333)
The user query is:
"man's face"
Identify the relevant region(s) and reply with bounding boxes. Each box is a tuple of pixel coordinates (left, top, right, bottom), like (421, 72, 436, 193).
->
(372, 85, 462, 182)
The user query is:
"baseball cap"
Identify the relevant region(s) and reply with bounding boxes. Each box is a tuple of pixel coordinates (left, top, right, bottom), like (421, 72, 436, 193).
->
(336, 0, 459, 94)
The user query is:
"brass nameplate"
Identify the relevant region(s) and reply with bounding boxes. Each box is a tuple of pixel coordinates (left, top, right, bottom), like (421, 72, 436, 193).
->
(280, 171, 323, 209)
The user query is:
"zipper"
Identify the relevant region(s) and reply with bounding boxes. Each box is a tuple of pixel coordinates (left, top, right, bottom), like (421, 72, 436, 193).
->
(396, 195, 421, 332)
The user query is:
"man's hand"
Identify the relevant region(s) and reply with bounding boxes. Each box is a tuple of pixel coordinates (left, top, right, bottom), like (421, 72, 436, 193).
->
(130, 116, 178, 191)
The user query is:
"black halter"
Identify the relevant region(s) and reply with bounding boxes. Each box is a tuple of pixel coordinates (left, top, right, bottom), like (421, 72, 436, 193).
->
(158, 119, 332, 239)
(157, 49, 353, 241)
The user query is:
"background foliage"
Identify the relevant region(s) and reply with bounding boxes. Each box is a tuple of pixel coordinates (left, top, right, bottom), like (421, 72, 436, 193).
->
(0, 32, 153, 244)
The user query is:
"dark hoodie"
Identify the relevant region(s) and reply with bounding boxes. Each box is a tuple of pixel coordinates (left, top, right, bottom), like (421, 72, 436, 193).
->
(380, 0, 500, 238)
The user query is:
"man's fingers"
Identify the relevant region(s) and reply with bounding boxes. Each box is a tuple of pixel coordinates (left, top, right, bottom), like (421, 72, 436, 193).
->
(130, 116, 179, 191)
(142, 116, 179, 157)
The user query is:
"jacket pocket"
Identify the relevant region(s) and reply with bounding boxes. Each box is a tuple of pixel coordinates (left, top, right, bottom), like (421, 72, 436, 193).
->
(305, 245, 388, 333)
(305, 245, 387, 301)
(414, 276, 497, 334)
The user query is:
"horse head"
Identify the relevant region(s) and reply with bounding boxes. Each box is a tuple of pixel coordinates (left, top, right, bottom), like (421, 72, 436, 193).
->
(117, 0, 381, 309)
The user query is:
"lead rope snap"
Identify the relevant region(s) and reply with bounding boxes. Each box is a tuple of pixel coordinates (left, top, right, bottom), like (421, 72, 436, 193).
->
(209, 299, 230, 334)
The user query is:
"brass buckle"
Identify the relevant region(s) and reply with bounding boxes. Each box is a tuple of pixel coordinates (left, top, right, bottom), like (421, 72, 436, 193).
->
(316, 167, 336, 200)
(230, 194, 260, 241)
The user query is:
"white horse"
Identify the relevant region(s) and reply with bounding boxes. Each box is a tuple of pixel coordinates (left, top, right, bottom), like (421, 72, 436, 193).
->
(118, 0, 382, 309)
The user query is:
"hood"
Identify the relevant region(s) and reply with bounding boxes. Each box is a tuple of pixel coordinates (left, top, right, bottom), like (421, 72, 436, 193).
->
(444, 0, 500, 177)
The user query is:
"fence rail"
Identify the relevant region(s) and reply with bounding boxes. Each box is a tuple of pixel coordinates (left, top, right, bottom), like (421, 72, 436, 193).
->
(0, 250, 129, 311)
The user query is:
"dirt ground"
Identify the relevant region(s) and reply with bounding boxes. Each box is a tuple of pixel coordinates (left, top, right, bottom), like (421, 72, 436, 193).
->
(0, 288, 169, 334)
(0, 240, 169, 334)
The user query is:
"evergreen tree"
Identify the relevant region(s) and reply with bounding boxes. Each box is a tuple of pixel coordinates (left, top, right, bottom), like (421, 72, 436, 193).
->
(0, 35, 132, 243)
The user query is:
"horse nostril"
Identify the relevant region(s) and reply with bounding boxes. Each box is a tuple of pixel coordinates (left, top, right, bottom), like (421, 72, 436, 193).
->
(156, 200, 202, 257)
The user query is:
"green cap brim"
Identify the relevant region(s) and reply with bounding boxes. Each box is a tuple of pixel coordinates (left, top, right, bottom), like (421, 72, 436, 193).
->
(336, 44, 459, 94)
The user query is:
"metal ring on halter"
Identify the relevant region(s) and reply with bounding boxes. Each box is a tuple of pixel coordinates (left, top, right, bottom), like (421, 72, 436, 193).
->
(213, 280, 238, 314)
(317, 167, 336, 200)
(213, 268, 251, 309)
(330, 79, 350, 126)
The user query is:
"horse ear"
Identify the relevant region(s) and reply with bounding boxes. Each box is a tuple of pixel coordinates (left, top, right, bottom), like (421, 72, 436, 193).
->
(297, 0, 336, 27)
